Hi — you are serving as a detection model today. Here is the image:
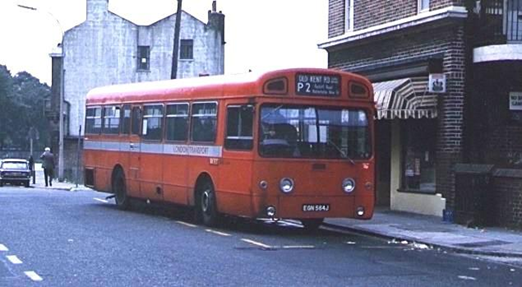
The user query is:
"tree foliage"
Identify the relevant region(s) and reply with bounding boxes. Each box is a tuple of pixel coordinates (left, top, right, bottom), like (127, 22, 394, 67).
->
(0, 65, 51, 151)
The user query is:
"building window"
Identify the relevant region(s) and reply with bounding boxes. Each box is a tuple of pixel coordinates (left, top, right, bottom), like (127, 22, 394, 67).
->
(345, 0, 354, 32)
(418, 0, 430, 13)
(180, 39, 194, 60)
(137, 46, 150, 70)
(401, 120, 436, 194)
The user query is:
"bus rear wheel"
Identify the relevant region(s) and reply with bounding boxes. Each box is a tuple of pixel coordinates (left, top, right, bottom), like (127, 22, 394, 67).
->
(113, 169, 129, 210)
(198, 181, 219, 227)
(300, 218, 324, 231)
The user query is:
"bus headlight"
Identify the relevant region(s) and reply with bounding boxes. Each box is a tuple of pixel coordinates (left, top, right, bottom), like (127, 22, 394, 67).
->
(342, 178, 356, 193)
(279, 178, 294, 193)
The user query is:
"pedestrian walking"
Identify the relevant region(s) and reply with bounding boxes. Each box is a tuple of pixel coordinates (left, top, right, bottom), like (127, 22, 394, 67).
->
(28, 155, 35, 184)
(40, 147, 55, 187)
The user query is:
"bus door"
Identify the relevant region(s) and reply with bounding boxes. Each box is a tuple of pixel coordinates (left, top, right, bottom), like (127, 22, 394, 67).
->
(139, 104, 164, 201)
(127, 105, 142, 197)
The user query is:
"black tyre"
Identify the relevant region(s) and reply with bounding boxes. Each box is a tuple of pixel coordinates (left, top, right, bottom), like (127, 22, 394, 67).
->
(113, 169, 129, 210)
(0, 181, 3, 187)
(300, 218, 324, 231)
(24, 181, 30, 188)
(198, 181, 219, 226)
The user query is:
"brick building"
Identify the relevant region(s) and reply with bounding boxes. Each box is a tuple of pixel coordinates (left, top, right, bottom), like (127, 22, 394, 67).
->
(48, 0, 225, 181)
(320, 0, 522, 228)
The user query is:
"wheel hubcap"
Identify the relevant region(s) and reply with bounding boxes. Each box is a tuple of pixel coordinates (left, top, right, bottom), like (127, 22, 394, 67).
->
(202, 189, 211, 214)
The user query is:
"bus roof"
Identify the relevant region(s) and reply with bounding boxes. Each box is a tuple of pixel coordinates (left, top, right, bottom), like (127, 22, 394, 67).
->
(86, 68, 372, 105)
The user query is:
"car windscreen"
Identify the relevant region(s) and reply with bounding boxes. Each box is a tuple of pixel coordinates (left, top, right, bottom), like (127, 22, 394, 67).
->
(259, 104, 372, 159)
(1, 162, 28, 169)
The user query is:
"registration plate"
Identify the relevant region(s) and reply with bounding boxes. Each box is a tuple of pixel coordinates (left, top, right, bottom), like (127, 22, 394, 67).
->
(302, 204, 330, 212)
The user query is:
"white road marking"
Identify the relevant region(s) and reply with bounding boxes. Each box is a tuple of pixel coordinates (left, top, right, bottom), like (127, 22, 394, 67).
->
(7, 255, 23, 264)
(0, 244, 8, 251)
(25, 271, 43, 281)
(176, 221, 197, 228)
(241, 238, 272, 249)
(205, 229, 231, 237)
(281, 245, 315, 249)
(458, 275, 476, 281)
(93, 198, 109, 204)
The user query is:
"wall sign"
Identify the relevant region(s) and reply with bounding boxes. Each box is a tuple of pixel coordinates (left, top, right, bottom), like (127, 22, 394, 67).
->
(509, 92, 522, 111)
(428, 74, 446, 93)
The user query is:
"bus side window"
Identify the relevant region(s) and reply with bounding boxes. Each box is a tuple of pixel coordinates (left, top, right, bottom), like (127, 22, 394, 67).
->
(103, 106, 120, 135)
(131, 106, 142, 136)
(142, 104, 164, 141)
(121, 104, 131, 135)
(191, 102, 217, 142)
(166, 103, 189, 141)
(225, 105, 253, 150)
(85, 107, 102, 134)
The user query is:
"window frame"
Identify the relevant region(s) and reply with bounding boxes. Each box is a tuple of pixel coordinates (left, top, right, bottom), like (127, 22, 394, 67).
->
(180, 39, 194, 60)
(85, 106, 102, 135)
(131, 106, 142, 136)
(165, 102, 190, 142)
(418, 0, 430, 13)
(345, 0, 354, 32)
(225, 104, 254, 151)
(137, 45, 150, 71)
(191, 101, 218, 143)
(141, 104, 164, 141)
(121, 104, 132, 135)
(399, 119, 437, 194)
(102, 105, 121, 135)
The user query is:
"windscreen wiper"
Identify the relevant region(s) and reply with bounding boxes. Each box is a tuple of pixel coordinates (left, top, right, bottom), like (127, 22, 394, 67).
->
(328, 140, 355, 165)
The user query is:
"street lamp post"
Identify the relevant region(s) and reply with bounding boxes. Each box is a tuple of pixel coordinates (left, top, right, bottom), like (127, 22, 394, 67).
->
(18, 4, 65, 182)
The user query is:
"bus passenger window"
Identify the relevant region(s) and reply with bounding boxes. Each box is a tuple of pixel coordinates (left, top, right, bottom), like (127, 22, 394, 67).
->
(142, 105, 164, 141)
(121, 104, 131, 134)
(225, 105, 253, 150)
(166, 103, 189, 141)
(85, 107, 102, 134)
(191, 102, 217, 142)
(103, 106, 120, 134)
(131, 107, 142, 136)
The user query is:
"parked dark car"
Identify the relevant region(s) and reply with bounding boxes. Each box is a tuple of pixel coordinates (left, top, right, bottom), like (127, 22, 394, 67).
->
(0, 159, 31, 187)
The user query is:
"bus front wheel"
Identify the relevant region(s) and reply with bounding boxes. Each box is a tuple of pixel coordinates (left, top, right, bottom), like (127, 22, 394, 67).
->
(198, 181, 219, 227)
(113, 169, 129, 210)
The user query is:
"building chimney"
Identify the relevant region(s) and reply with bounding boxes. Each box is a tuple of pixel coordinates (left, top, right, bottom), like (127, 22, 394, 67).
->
(208, 1, 225, 44)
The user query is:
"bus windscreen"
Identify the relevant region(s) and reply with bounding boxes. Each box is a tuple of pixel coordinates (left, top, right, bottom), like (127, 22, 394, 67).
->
(259, 104, 371, 159)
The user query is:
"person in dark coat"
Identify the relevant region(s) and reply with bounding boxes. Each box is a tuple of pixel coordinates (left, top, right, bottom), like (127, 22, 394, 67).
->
(28, 155, 35, 184)
(40, 147, 55, 187)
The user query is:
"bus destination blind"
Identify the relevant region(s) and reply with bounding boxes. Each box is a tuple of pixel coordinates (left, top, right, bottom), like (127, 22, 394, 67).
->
(296, 74, 340, 97)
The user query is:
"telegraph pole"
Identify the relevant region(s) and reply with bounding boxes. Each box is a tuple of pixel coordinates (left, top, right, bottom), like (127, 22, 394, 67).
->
(171, 0, 183, 79)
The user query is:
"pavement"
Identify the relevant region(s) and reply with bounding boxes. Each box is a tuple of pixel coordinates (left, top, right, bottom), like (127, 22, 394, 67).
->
(30, 164, 522, 258)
